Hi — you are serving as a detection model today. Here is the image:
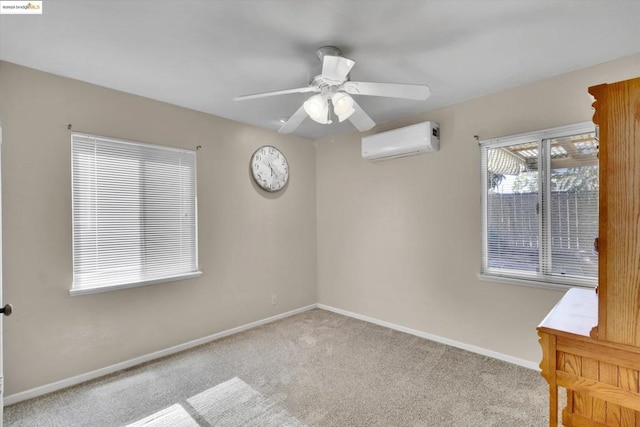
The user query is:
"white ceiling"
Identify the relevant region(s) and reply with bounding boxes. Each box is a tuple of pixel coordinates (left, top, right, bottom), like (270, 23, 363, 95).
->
(2, 1, 640, 140)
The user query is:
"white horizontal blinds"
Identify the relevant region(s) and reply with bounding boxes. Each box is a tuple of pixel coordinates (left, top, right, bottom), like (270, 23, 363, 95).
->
(483, 141, 541, 274)
(72, 134, 198, 291)
(543, 132, 598, 281)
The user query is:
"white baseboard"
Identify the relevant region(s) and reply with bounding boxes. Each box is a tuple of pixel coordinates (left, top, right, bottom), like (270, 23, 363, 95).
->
(316, 304, 540, 371)
(6, 302, 539, 406)
(4, 304, 317, 406)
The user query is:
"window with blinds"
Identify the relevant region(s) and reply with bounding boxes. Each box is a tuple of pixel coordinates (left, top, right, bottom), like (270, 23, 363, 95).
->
(71, 133, 201, 295)
(480, 122, 598, 289)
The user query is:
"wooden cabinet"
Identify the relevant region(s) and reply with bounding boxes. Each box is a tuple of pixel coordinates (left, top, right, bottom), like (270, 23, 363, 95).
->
(590, 77, 640, 347)
(538, 76, 640, 426)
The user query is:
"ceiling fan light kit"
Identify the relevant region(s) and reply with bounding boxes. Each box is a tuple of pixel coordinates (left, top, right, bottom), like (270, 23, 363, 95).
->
(234, 46, 431, 134)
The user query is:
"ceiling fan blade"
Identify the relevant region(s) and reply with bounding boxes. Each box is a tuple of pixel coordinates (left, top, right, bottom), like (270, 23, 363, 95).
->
(322, 55, 355, 83)
(278, 105, 308, 134)
(234, 86, 319, 101)
(348, 100, 375, 132)
(343, 81, 431, 100)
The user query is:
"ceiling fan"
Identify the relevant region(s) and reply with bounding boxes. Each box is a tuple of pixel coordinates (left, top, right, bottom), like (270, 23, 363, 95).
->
(233, 46, 431, 134)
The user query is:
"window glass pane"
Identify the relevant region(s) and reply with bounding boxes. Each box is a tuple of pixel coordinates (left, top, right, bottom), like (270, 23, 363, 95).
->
(546, 133, 598, 279)
(486, 142, 539, 272)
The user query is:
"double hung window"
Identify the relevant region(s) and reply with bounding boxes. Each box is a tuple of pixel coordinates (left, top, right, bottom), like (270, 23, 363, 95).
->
(480, 122, 598, 289)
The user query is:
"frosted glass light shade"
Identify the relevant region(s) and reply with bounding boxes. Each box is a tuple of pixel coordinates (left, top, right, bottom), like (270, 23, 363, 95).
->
(332, 92, 355, 122)
(303, 94, 330, 124)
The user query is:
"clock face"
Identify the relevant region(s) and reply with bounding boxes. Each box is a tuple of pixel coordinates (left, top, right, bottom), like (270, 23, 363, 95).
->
(250, 145, 289, 192)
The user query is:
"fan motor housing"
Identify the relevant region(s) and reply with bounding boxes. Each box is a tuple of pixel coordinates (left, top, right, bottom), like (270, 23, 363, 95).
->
(316, 46, 342, 62)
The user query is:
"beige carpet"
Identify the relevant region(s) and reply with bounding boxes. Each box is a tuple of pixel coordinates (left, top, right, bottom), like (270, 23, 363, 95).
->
(127, 377, 304, 427)
(4, 309, 549, 426)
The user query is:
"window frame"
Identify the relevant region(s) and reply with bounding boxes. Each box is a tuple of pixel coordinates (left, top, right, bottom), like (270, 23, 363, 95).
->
(70, 132, 202, 296)
(479, 121, 597, 290)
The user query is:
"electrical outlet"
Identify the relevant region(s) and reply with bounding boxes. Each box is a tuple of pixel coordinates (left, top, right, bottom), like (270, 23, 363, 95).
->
(271, 295, 277, 305)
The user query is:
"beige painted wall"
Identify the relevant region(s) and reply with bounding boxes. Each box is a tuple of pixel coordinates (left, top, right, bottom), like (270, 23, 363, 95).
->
(0, 61, 317, 396)
(316, 54, 640, 365)
(3, 52, 640, 397)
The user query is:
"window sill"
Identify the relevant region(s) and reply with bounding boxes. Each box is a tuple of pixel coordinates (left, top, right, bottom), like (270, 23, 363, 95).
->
(70, 271, 203, 296)
(477, 272, 596, 292)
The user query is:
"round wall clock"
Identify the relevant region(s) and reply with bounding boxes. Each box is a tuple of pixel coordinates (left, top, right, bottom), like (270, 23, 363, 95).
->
(250, 145, 289, 192)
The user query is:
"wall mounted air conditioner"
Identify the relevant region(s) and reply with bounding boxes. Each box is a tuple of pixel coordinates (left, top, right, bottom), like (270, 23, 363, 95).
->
(362, 121, 440, 160)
